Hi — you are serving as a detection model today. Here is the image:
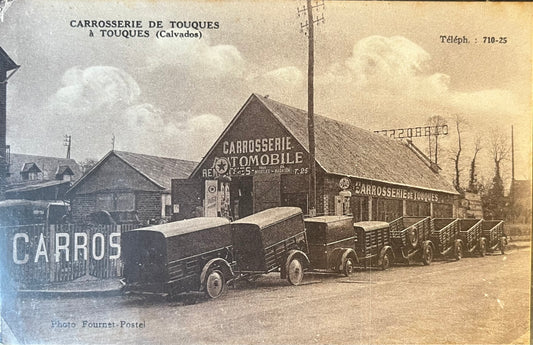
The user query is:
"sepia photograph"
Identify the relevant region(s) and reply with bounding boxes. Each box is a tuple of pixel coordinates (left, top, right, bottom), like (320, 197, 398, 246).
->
(0, 0, 531, 344)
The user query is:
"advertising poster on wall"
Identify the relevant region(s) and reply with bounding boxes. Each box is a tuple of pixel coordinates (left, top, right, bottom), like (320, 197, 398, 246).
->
(0, 1, 531, 344)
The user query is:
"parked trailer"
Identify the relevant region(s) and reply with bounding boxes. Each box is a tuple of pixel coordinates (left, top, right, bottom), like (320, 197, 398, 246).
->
(389, 216, 434, 265)
(457, 219, 485, 257)
(305, 216, 358, 276)
(481, 220, 507, 254)
(231, 207, 310, 286)
(430, 218, 463, 260)
(121, 217, 234, 299)
(305, 217, 394, 275)
(353, 221, 395, 270)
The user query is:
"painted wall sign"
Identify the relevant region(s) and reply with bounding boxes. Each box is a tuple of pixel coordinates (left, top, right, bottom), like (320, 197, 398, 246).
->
(334, 177, 452, 203)
(202, 135, 308, 177)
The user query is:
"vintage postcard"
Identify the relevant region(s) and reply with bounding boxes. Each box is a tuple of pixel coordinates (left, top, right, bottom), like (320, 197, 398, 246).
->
(0, 1, 531, 344)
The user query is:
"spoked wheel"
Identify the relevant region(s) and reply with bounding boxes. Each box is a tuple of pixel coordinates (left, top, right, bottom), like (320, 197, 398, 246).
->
(453, 240, 463, 261)
(287, 257, 304, 286)
(479, 238, 487, 257)
(407, 228, 419, 249)
(343, 257, 355, 277)
(381, 252, 392, 270)
(204, 269, 226, 299)
(422, 244, 433, 265)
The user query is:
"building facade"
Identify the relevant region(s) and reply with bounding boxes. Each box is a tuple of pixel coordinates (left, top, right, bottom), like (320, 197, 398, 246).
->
(173, 94, 458, 221)
(67, 150, 197, 224)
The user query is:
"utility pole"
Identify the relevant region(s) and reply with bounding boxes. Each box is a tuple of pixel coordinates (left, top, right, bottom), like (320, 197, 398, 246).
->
(511, 125, 514, 182)
(111, 133, 115, 150)
(298, 0, 324, 216)
(64, 135, 71, 159)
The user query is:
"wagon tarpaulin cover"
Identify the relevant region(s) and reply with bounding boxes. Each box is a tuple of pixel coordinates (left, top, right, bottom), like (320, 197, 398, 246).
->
(231, 207, 306, 273)
(122, 217, 232, 288)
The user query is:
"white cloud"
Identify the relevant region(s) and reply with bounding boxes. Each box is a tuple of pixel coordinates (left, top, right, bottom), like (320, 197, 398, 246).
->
(263, 66, 304, 87)
(43, 66, 225, 161)
(147, 38, 245, 78)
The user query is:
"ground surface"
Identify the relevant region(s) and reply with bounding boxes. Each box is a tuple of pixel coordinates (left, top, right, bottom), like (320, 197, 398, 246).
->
(2, 243, 530, 345)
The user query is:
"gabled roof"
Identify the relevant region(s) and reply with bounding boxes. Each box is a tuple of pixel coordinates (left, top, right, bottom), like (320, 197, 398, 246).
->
(68, 150, 198, 193)
(55, 165, 74, 176)
(0, 47, 19, 72)
(253, 94, 457, 194)
(7, 153, 83, 184)
(196, 93, 456, 194)
(21, 162, 41, 173)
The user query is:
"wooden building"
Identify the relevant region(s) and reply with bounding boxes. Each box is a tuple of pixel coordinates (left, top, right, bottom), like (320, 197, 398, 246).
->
(173, 94, 458, 221)
(67, 150, 197, 224)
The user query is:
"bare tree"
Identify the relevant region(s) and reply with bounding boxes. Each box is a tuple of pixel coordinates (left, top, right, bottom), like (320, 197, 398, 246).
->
(467, 136, 482, 193)
(489, 130, 511, 179)
(482, 129, 511, 219)
(450, 114, 465, 192)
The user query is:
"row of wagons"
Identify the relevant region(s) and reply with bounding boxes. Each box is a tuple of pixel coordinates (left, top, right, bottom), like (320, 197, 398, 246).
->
(121, 207, 506, 299)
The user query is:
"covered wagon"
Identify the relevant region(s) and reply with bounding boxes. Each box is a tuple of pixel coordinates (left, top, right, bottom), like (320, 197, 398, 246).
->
(121, 217, 234, 299)
(231, 207, 309, 285)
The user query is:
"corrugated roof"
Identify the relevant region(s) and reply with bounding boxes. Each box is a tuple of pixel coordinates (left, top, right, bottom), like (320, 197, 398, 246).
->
(109, 151, 197, 190)
(254, 94, 457, 194)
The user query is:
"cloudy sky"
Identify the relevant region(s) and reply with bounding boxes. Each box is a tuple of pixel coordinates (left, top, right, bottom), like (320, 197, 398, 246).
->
(0, 0, 531, 185)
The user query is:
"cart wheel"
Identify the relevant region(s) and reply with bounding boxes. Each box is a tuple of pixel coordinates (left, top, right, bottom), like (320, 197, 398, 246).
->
(479, 238, 487, 257)
(342, 257, 355, 277)
(453, 241, 463, 261)
(407, 228, 419, 249)
(381, 252, 392, 270)
(204, 269, 226, 299)
(422, 244, 433, 265)
(287, 257, 304, 286)
(499, 238, 506, 255)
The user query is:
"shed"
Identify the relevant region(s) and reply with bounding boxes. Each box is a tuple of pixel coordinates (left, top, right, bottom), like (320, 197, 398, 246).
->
(67, 150, 197, 224)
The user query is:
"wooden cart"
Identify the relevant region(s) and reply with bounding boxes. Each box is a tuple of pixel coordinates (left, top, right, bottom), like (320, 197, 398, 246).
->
(481, 220, 507, 254)
(389, 216, 434, 265)
(457, 219, 486, 257)
(430, 218, 463, 260)
(121, 217, 235, 299)
(231, 207, 310, 285)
